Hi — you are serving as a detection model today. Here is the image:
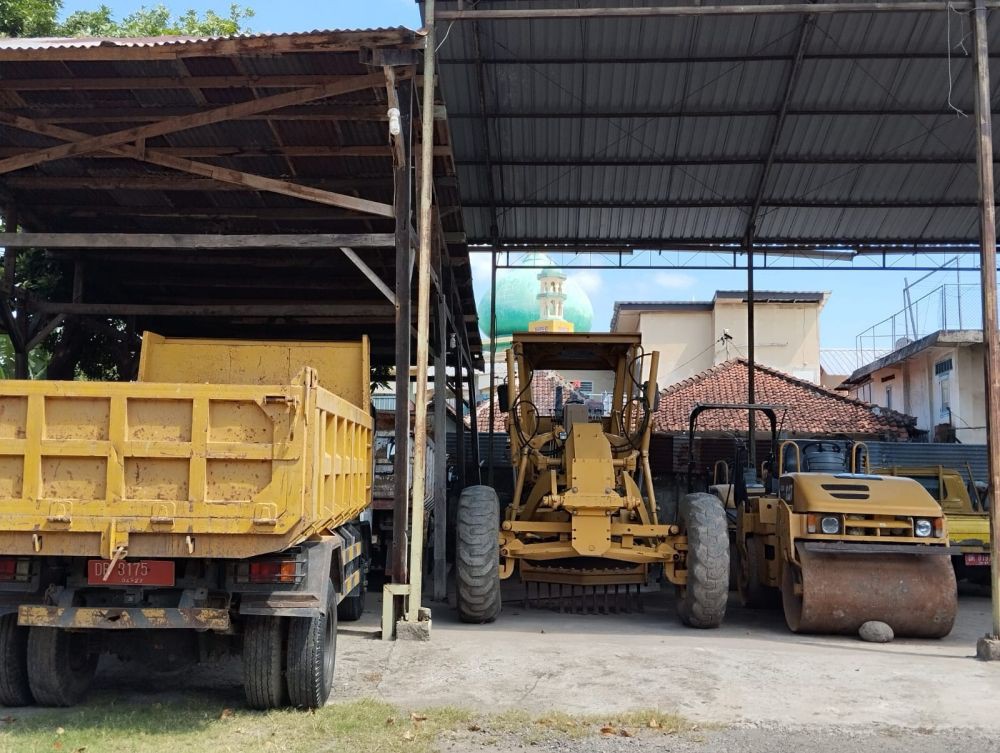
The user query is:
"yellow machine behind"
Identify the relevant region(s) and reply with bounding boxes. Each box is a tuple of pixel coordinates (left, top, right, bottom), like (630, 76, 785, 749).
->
(876, 465, 991, 585)
(454, 333, 730, 627)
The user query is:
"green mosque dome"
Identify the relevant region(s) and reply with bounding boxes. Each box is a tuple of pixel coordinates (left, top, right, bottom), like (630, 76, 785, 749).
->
(478, 253, 594, 338)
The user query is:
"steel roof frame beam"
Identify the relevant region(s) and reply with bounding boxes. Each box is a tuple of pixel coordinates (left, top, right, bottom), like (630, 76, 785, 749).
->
(437, 2, 1000, 19)
(455, 157, 990, 166)
(446, 108, 1000, 118)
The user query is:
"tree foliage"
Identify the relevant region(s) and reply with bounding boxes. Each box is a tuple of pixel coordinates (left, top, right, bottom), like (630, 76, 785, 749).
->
(58, 3, 253, 37)
(0, 1, 253, 38)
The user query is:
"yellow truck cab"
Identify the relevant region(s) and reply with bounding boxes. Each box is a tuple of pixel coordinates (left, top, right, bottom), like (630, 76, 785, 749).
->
(877, 465, 991, 585)
(0, 333, 373, 709)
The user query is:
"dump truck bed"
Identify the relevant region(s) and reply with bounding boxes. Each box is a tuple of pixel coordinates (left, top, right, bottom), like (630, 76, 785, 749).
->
(0, 342, 372, 561)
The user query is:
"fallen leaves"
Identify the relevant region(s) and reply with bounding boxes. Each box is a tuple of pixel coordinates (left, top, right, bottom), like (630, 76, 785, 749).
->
(219, 708, 235, 720)
(648, 717, 661, 729)
(409, 712, 427, 723)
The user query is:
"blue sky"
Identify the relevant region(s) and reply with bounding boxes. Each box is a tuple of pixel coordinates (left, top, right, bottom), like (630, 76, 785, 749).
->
(57, 1, 981, 348)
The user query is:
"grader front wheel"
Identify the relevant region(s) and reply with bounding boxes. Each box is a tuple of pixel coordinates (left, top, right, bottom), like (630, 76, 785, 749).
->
(677, 493, 730, 629)
(456, 485, 502, 624)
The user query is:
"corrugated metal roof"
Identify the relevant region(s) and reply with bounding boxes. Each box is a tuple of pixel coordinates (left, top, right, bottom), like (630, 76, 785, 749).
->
(0, 28, 413, 51)
(432, 0, 997, 250)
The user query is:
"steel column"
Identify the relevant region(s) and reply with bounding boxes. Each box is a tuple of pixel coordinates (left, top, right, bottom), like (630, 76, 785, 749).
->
(971, 0, 1000, 643)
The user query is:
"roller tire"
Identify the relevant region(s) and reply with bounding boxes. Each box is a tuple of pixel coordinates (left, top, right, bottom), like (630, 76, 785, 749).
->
(242, 616, 287, 710)
(677, 493, 730, 629)
(26, 628, 97, 707)
(0, 614, 32, 706)
(456, 485, 501, 624)
(287, 582, 337, 709)
(738, 535, 781, 609)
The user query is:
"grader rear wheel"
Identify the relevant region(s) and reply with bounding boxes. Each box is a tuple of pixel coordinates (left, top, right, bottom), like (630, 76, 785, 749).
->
(456, 485, 501, 624)
(677, 493, 730, 629)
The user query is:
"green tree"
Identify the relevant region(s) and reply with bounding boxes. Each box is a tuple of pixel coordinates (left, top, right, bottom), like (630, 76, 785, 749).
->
(58, 3, 253, 37)
(0, 0, 60, 36)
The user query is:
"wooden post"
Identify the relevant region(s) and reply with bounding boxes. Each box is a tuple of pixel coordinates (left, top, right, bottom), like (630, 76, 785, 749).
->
(391, 79, 413, 590)
(2, 208, 27, 379)
(433, 297, 448, 602)
(971, 0, 1000, 646)
(406, 0, 437, 622)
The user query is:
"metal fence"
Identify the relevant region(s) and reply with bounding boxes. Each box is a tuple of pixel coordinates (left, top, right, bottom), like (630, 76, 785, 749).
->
(856, 283, 984, 364)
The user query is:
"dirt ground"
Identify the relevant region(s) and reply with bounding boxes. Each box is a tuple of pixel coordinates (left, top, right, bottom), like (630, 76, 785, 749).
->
(90, 581, 999, 751)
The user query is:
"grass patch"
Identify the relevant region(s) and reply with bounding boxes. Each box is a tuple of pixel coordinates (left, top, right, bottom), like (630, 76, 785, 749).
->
(0, 697, 470, 753)
(0, 698, 692, 753)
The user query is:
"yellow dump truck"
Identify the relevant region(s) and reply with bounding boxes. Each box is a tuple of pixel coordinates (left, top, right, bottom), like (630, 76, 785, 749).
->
(877, 465, 991, 585)
(0, 333, 373, 709)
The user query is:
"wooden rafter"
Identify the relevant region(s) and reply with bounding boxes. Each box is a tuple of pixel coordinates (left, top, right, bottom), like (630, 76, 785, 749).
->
(0, 71, 400, 176)
(0, 233, 396, 249)
(0, 113, 395, 217)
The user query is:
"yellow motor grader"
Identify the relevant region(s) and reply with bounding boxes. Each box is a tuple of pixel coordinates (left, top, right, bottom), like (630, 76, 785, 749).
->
(454, 333, 729, 628)
(704, 405, 959, 637)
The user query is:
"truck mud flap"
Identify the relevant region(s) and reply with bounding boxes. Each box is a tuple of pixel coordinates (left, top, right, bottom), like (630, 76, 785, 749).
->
(18, 606, 230, 631)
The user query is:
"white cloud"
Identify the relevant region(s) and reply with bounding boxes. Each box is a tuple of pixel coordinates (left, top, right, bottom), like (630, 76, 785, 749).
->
(469, 253, 493, 286)
(569, 270, 604, 293)
(652, 271, 697, 290)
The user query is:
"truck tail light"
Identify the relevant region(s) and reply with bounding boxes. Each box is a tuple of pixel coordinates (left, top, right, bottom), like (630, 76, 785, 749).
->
(0, 557, 31, 582)
(237, 559, 302, 585)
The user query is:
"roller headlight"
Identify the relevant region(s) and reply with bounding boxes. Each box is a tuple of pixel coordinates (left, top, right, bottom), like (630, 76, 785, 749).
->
(820, 516, 840, 535)
(914, 519, 933, 538)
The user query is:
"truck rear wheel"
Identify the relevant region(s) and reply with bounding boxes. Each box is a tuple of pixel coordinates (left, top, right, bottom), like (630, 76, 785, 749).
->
(456, 485, 501, 624)
(242, 616, 287, 710)
(0, 614, 32, 706)
(286, 582, 336, 709)
(677, 493, 730, 629)
(26, 628, 97, 707)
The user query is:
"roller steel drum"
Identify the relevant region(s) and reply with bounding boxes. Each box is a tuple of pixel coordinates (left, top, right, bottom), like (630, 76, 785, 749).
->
(781, 545, 957, 638)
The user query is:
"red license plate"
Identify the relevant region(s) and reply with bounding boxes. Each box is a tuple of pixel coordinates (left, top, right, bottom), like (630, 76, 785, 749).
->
(87, 559, 175, 586)
(964, 553, 991, 567)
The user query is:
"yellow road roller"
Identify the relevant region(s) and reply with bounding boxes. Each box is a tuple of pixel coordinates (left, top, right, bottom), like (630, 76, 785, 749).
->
(455, 333, 730, 628)
(725, 410, 957, 637)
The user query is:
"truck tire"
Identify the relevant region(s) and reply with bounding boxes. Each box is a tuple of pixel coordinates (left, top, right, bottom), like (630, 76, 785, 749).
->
(337, 544, 367, 623)
(26, 628, 97, 707)
(0, 614, 32, 706)
(677, 493, 730, 629)
(456, 485, 501, 624)
(286, 582, 336, 709)
(242, 616, 287, 710)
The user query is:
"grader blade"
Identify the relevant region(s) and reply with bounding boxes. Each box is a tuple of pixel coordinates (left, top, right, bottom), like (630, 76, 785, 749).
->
(782, 546, 957, 638)
(521, 578, 643, 614)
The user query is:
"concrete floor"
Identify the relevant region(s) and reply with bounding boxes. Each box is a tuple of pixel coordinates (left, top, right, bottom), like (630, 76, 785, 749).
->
(334, 581, 1000, 731)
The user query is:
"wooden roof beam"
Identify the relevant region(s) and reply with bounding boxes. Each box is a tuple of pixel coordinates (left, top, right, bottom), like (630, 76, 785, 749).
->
(0, 113, 395, 217)
(0, 233, 396, 249)
(0, 70, 401, 176)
